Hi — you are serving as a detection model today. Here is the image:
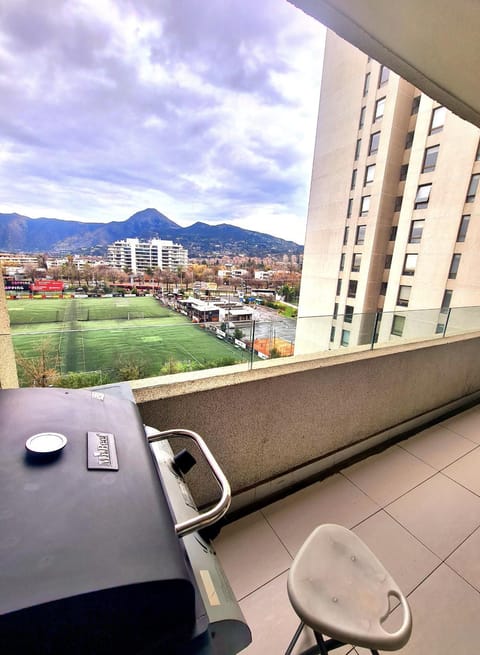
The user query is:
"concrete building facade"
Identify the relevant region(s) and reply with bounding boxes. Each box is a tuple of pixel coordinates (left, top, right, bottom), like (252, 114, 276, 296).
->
(296, 31, 480, 356)
(107, 237, 188, 274)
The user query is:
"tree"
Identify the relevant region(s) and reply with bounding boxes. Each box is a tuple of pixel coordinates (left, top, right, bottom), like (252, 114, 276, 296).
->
(160, 357, 183, 375)
(176, 266, 185, 288)
(37, 254, 48, 270)
(104, 267, 127, 285)
(81, 264, 94, 286)
(48, 266, 62, 281)
(115, 354, 147, 381)
(93, 264, 110, 284)
(16, 338, 60, 387)
(61, 256, 78, 285)
(23, 263, 37, 282)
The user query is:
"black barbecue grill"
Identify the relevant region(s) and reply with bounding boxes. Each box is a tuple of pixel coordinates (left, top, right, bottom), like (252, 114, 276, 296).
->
(0, 386, 250, 654)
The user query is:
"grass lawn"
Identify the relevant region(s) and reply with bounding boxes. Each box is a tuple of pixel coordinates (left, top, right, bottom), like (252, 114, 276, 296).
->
(10, 297, 250, 384)
(8, 296, 176, 324)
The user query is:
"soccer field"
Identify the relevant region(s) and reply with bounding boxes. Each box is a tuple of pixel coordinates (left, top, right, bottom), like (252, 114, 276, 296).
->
(10, 297, 251, 385)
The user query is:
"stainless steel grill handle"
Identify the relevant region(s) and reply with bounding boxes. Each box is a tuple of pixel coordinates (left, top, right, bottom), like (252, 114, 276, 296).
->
(147, 428, 231, 537)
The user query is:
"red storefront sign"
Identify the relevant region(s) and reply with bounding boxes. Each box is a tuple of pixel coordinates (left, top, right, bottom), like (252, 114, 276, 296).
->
(31, 280, 64, 292)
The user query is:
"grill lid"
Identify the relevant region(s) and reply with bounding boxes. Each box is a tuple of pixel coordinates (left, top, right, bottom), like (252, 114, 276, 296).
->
(0, 387, 197, 653)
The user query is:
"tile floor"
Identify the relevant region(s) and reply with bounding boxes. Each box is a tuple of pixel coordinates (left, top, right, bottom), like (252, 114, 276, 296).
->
(214, 404, 480, 654)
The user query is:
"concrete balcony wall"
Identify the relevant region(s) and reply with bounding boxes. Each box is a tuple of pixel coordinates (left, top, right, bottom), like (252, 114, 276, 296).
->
(134, 332, 480, 509)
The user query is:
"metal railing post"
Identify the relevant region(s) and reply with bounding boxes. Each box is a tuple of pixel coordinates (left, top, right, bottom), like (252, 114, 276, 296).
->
(370, 311, 381, 350)
(250, 320, 256, 369)
(442, 308, 452, 337)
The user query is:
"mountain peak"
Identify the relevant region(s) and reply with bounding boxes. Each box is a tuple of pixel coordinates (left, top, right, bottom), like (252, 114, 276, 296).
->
(125, 208, 179, 227)
(0, 209, 304, 256)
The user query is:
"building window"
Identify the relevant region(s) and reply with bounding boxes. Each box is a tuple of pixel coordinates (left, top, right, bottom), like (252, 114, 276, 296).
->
(347, 198, 353, 218)
(397, 285, 411, 307)
(351, 169, 357, 190)
(476, 140, 480, 161)
(341, 329, 350, 347)
(440, 289, 452, 313)
(385, 255, 392, 269)
(340, 253, 345, 271)
(330, 326, 336, 342)
(403, 253, 418, 275)
(448, 254, 461, 279)
(343, 226, 349, 245)
(405, 131, 414, 149)
(359, 106, 366, 129)
(333, 303, 338, 319)
(380, 282, 388, 296)
(391, 315, 406, 337)
(394, 196, 403, 212)
(360, 195, 371, 216)
(348, 280, 358, 298)
(355, 225, 366, 245)
(369, 131, 380, 155)
(344, 305, 354, 323)
(409, 219, 425, 243)
(363, 72, 370, 96)
(457, 215, 470, 242)
(351, 253, 362, 272)
(414, 183, 432, 209)
(336, 279, 342, 296)
(430, 106, 446, 134)
(400, 164, 409, 181)
(374, 97, 386, 121)
(355, 138, 361, 160)
(466, 173, 480, 202)
(364, 164, 375, 185)
(390, 226, 398, 241)
(411, 95, 420, 115)
(422, 145, 440, 173)
(378, 65, 389, 87)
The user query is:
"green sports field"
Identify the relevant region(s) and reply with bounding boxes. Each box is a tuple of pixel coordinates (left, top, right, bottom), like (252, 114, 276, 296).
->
(9, 297, 251, 386)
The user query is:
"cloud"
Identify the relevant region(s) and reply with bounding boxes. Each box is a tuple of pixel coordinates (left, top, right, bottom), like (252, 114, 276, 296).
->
(0, 0, 325, 244)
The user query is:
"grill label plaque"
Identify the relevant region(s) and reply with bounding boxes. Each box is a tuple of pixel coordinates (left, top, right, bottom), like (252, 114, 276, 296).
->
(87, 432, 119, 470)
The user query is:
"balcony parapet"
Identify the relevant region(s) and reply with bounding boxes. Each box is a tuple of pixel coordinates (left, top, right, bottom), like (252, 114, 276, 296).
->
(134, 331, 480, 512)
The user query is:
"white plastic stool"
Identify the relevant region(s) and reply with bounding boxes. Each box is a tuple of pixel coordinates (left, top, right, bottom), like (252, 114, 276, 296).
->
(286, 524, 412, 655)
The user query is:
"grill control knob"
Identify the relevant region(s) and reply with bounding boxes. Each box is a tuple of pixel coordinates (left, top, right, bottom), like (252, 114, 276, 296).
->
(172, 448, 196, 475)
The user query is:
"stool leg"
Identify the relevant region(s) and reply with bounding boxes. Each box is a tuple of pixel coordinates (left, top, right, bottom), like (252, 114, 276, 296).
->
(285, 621, 306, 655)
(314, 632, 329, 655)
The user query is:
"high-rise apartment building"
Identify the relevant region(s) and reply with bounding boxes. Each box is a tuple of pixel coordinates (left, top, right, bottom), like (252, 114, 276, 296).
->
(296, 31, 480, 356)
(107, 237, 188, 274)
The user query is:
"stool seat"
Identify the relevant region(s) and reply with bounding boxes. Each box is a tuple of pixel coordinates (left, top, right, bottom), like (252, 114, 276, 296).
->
(287, 524, 412, 652)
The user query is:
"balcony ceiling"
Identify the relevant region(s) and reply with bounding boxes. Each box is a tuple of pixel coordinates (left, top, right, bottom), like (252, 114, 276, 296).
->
(289, 0, 480, 129)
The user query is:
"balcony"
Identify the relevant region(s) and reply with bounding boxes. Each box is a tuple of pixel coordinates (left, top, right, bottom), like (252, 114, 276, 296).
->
(214, 404, 480, 654)
(3, 287, 480, 653)
(128, 326, 480, 654)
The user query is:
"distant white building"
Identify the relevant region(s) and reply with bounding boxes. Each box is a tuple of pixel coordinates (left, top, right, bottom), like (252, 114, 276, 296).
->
(107, 238, 188, 274)
(0, 252, 39, 276)
(254, 270, 274, 281)
(218, 269, 248, 279)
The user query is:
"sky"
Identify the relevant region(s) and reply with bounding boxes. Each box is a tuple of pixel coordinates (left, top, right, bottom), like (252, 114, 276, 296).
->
(0, 0, 325, 245)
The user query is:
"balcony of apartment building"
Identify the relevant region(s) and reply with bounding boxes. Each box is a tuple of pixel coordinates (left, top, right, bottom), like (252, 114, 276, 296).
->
(130, 320, 480, 655)
(3, 281, 480, 652)
(214, 403, 480, 654)
(3, 2, 480, 650)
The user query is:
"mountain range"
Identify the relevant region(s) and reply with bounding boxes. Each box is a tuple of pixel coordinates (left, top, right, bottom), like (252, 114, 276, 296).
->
(0, 208, 303, 258)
